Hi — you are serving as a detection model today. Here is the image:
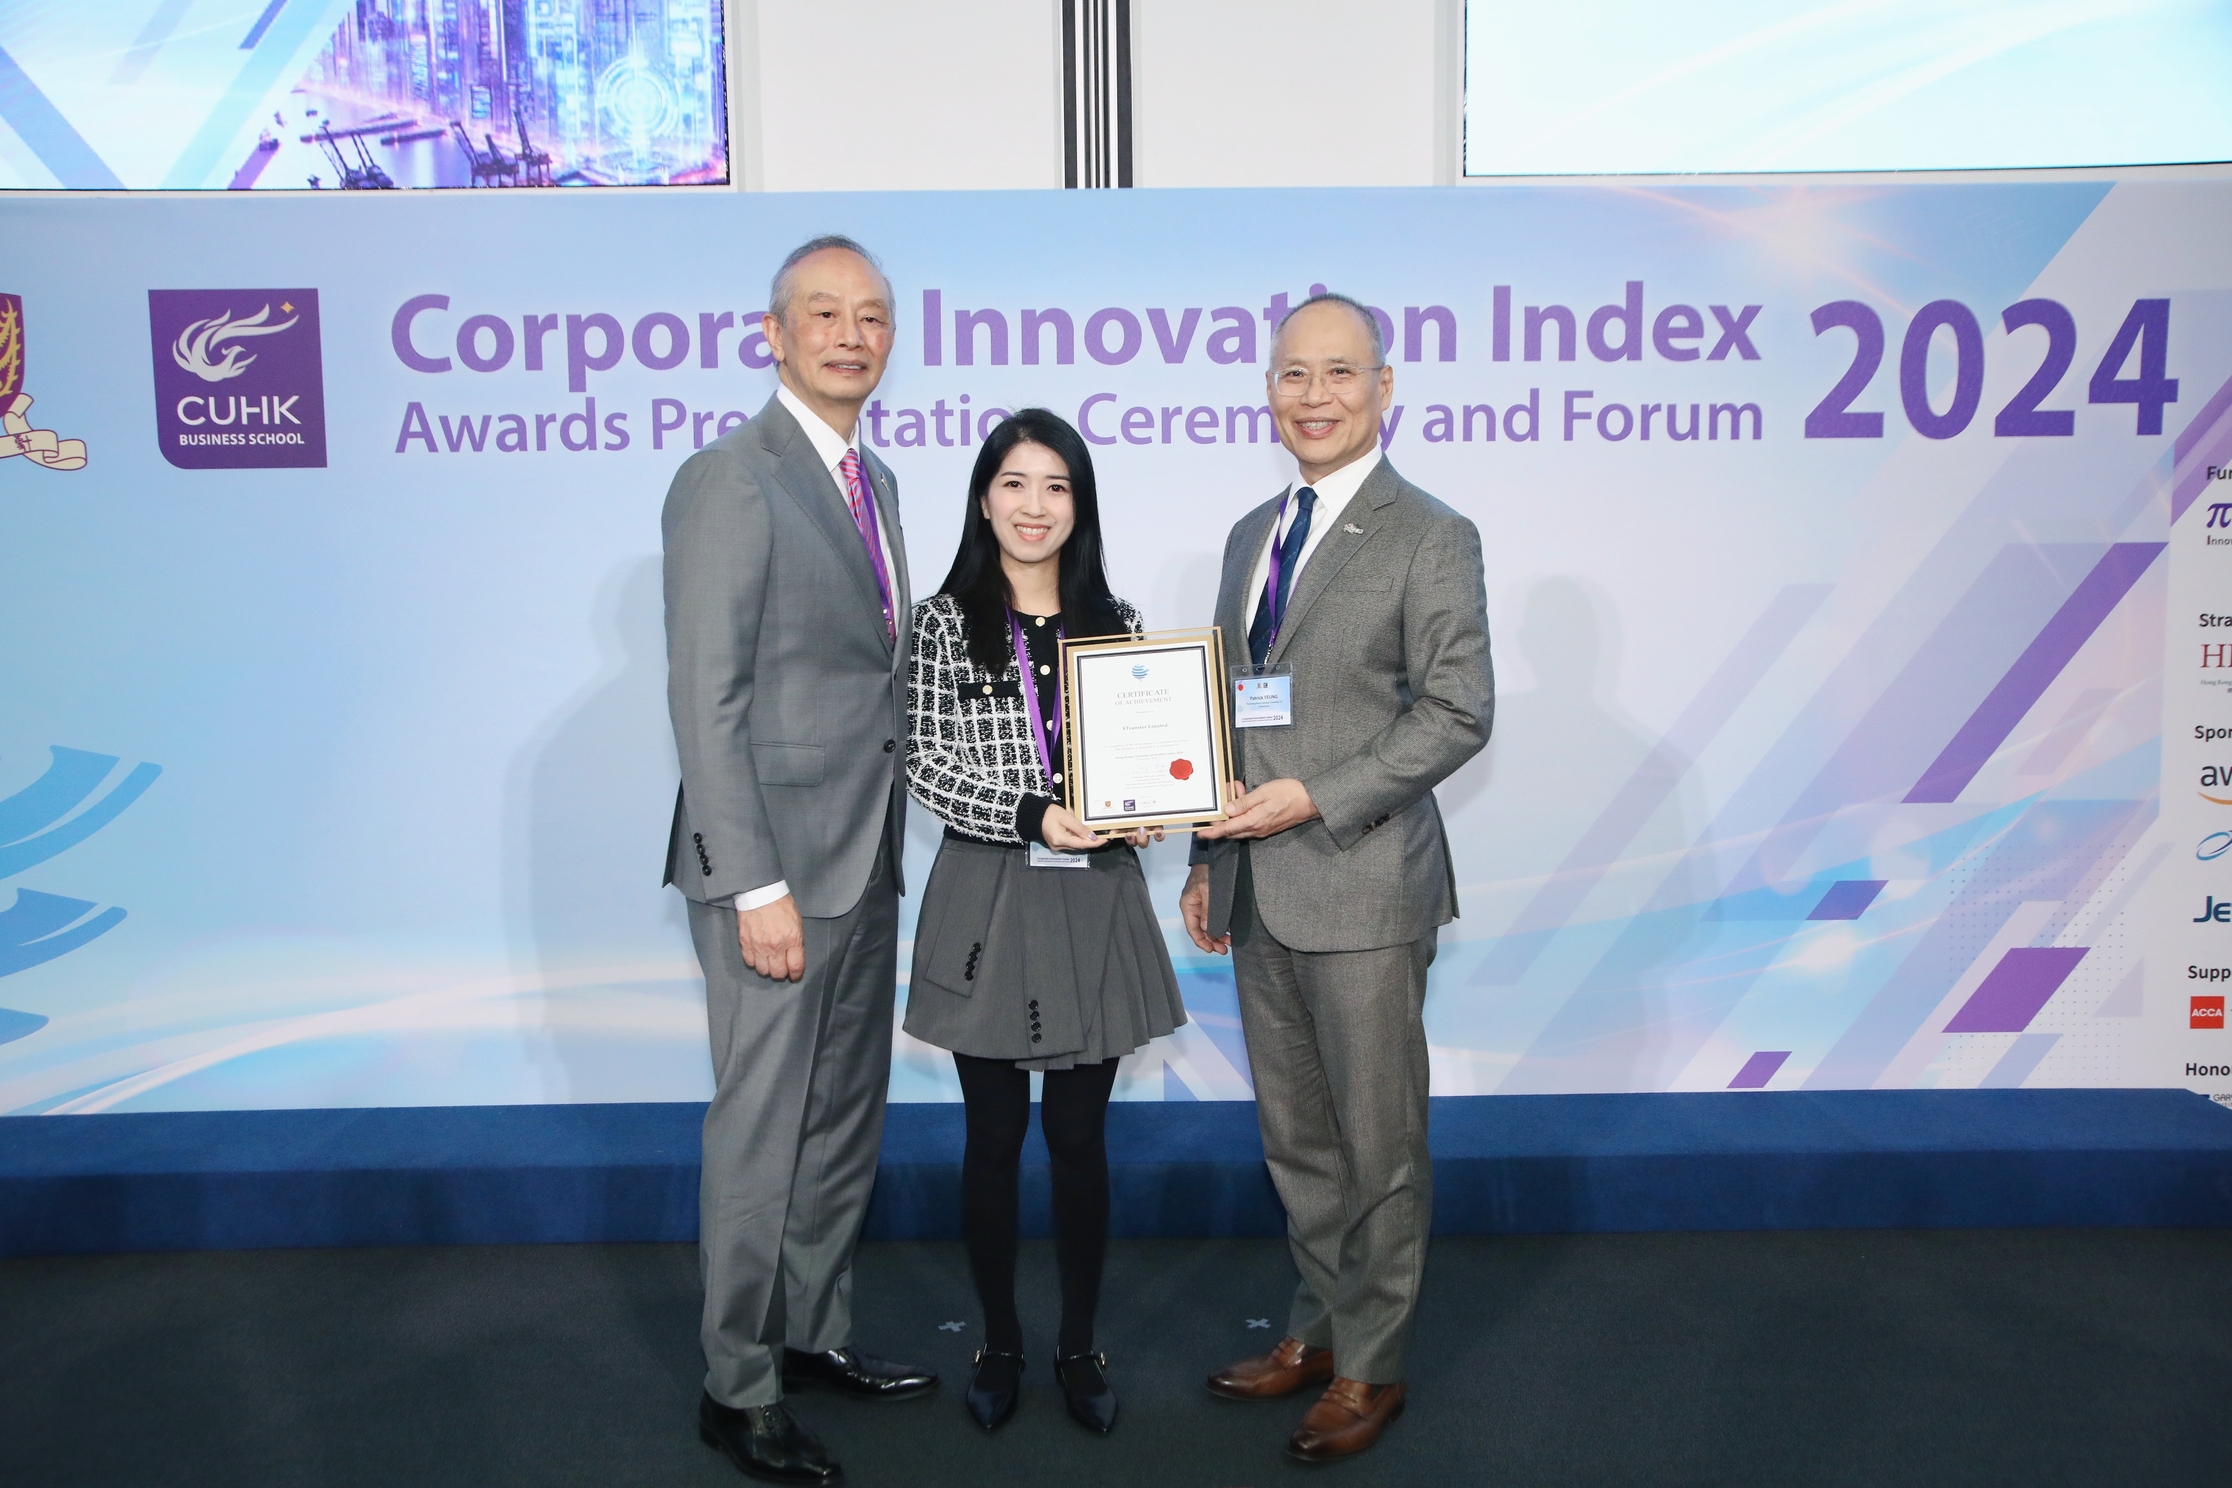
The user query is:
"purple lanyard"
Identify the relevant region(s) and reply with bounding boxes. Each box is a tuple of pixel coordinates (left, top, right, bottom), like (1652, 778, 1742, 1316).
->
(1260, 491, 1293, 650)
(1010, 610, 1063, 788)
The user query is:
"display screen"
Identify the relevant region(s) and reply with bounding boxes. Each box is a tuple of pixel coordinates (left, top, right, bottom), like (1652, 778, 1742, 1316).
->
(0, 0, 726, 190)
(1465, 0, 2232, 176)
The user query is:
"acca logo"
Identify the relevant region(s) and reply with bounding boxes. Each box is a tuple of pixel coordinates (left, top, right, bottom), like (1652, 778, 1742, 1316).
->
(147, 289, 327, 469)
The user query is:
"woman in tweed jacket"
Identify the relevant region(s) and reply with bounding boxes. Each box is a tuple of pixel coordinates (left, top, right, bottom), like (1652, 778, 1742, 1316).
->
(903, 408, 1185, 1438)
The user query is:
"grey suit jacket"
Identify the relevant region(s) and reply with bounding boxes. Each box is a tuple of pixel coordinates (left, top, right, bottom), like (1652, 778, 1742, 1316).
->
(1195, 459, 1492, 952)
(662, 394, 911, 917)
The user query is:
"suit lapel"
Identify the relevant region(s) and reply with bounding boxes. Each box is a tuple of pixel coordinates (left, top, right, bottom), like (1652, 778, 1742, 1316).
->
(758, 396, 892, 651)
(863, 447, 909, 664)
(1266, 461, 1400, 668)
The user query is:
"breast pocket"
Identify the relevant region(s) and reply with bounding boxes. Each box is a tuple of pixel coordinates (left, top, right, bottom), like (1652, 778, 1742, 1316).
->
(1321, 554, 1396, 594)
(750, 741, 825, 786)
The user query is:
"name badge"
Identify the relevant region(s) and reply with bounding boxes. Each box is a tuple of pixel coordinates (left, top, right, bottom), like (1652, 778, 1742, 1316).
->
(1230, 666, 1294, 729)
(1028, 841, 1092, 869)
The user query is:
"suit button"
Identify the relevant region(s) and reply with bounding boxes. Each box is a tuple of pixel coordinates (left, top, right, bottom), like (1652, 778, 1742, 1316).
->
(883, 739, 895, 753)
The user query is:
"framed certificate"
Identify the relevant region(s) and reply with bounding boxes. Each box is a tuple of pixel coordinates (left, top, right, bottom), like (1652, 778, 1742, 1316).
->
(1060, 627, 1235, 834)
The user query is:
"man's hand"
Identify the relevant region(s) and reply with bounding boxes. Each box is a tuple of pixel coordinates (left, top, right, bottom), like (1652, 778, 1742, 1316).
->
(1180, 863, 1229, 955)
(737, 894, 806, 982)
(1196, 778, 1319, 842)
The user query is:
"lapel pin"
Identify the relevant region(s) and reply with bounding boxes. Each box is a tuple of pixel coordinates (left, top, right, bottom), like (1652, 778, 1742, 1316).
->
(1344, 522, 1365, 534)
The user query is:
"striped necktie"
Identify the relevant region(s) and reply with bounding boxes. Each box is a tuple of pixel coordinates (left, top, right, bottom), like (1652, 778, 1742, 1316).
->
(839, 449, 895, 640)
(1248, 486, 1317, 666)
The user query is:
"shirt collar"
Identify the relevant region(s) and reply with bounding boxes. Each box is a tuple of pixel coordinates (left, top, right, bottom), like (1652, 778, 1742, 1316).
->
(776, 383, 857, 473)
(1287, 447, 1381, 524)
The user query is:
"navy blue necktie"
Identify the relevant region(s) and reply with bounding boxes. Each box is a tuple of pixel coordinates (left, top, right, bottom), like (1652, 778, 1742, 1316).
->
(1248, 486, 1317, 666)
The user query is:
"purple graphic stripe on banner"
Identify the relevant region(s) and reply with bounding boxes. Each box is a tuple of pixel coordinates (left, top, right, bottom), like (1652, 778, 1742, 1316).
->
(2170, 370, 2232, 526)
(1904, 544, 2163, 804)
(1808, 880, 1887, 920)
(1474, 583, 1830, 987)
(1728, 1051, 1790, 1089)
(240, 0, 290, 50)
(1944, 947, 2087, 1034)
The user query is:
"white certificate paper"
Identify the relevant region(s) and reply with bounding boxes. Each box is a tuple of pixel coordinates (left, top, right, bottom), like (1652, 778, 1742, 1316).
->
(1070, 641, 1225, 828)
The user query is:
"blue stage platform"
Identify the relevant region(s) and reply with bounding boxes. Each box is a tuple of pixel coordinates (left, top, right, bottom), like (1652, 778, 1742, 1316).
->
(4, 1090, 2231, 1257)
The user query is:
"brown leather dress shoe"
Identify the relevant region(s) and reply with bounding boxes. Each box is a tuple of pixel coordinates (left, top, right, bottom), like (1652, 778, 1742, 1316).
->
(1205, 1336, 1335, 1400)
(1287, 1377, 1406, 1462)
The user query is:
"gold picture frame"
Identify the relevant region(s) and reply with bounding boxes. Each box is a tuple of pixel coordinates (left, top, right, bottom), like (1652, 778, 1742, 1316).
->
(1059, 626, 1235, 834)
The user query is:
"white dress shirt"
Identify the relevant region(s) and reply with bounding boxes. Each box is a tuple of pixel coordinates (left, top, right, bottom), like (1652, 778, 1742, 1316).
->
(1241, 448, 1382, 635)
(736, 386, 897, 914)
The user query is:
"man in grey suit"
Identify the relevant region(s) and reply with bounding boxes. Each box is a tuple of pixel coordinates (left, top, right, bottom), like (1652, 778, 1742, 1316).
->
(663, 235, 935, 1486)
(1182, 293, 1493, 1464)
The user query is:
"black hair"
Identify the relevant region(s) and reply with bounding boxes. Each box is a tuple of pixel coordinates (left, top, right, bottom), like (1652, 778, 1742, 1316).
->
(936, 407, 1124, 676)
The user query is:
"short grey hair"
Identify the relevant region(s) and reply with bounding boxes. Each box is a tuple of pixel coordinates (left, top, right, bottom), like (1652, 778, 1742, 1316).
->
(1274, 291, 1386, 366)
(768, 234, 889, 323)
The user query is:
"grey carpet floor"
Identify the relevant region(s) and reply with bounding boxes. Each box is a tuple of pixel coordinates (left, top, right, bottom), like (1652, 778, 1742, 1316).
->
(4, 1230, 2229, 1487)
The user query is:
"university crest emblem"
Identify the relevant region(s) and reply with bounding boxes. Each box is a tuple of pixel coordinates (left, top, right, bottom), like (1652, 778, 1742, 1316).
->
(0, 293, 87, 472)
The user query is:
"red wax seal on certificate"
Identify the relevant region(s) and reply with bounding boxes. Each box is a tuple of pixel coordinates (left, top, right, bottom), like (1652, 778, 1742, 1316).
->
(1169, 758, 1194, 781)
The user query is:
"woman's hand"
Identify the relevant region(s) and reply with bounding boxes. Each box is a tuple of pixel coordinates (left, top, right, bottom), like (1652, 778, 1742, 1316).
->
(1118, 825, 1166, 848)
(1039, 803, 1102, 851)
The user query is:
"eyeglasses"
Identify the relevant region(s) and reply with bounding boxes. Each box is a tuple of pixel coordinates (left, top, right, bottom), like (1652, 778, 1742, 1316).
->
(1271, 363, 1383, 398)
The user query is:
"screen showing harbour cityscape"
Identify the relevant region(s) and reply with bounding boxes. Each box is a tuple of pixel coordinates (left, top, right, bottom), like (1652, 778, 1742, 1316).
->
(0, 1, 727, 190)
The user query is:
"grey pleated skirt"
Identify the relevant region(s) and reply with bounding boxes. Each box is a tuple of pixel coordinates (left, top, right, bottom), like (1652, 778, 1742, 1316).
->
(904, 834, 1186, 1071)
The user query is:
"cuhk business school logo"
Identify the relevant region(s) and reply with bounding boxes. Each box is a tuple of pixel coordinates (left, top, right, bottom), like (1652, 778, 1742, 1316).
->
(148, 290, 327, 469)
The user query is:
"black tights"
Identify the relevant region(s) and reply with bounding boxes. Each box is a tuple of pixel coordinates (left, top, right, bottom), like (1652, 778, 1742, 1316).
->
(952, 1052, 1121, 1359)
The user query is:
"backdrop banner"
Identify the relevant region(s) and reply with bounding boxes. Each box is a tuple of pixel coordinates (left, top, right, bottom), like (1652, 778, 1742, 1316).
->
(3, 181, 2229, 1114)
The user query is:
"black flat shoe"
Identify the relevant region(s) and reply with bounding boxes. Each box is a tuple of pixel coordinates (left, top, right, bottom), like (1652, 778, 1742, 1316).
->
(965, 1348, 1025, 1432)
(781, 1346, 938, 1400)
(1055, 1350, 1119, 1435)
(697, 1393, 843, 1484)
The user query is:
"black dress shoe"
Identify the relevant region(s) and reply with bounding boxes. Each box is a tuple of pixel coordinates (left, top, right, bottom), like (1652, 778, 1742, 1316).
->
(697, 1393, 842, 1485)
(1055, 1350, 1119, 1435)
(781, 1346, 938, 1400)
(964, 1348, 1025, 1432)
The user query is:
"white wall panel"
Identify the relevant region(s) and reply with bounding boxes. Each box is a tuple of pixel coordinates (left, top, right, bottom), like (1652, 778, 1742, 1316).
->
(749, 1, 1064, 192)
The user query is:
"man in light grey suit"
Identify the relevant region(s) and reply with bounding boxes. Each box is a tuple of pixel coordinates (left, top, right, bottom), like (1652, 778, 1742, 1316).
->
(663, 235, 934, 1486)
(1183, 293, 1493, 1464)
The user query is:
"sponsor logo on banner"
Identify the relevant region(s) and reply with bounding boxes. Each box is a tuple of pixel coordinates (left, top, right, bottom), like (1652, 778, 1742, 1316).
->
(2195, 896, 2232, 923)
(0, 293, 88, 472)
(2208, 497, 2232, 547)
(148, 290, 327, 469)
(2195, 997, 2226, 1029)
(2202, 766, 2232, 806)
(2202, 832, 2232, 861)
